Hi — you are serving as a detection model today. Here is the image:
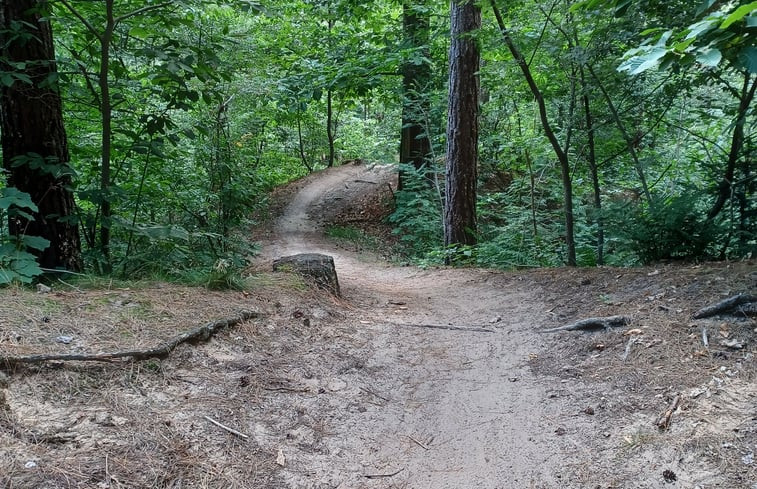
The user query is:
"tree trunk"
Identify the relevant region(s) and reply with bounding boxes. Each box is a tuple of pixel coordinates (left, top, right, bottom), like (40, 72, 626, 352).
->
(326, 88, 335, 168)
(0, 0, 82, 272)
(579, 67, 603, 265)
(587, 65, 653, 208)
(399, 0, 433, 190)
(490, 0, 576, 265)
(444, 0, 480, 259)
(708, 72, 756, 220)
(97, 0, 115, 270)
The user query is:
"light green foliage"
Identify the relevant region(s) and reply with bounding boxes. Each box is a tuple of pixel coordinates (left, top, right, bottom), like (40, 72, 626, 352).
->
(3, 0, 751, 279)
(617, 1, 757, 74)
(0, 188, 50, 284)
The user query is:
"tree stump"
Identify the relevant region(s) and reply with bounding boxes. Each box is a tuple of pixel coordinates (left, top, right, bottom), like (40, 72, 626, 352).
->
(273, 253, 341, 296)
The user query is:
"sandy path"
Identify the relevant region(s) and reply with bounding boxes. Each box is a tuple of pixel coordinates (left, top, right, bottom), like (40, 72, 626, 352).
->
(257, 164, 561, 488)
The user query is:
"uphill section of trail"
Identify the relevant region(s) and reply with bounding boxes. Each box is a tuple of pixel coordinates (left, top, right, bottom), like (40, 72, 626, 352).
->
(254, 163, 563, 488)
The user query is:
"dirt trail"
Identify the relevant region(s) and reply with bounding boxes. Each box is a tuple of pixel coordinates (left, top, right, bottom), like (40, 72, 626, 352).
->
(1, 163, 753, 488)
(257, 163, 562, 488)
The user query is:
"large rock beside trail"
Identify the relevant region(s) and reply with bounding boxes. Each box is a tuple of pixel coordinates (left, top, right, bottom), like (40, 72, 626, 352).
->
(273, 253, 341, 296)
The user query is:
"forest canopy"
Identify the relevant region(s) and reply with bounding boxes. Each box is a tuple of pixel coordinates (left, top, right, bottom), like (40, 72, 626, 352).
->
(1, 0, 755, 284)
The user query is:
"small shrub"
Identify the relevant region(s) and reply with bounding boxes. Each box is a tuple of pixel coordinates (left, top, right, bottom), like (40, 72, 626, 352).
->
(387, 164, 443, 258)
(604, 192, 723, 264)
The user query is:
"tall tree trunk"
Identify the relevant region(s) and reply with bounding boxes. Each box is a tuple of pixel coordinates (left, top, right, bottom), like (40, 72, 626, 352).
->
(97, 0, 115, 269)
(326, 88, 335, 167)
(399, 0, 433, 190)
(587, 65, 653, 208)
(579, 67, 603, 265)
(444, 0, 480, 260)
(490, 0, 576, 265)
(0, 0, 82, 272)
(708, 71, 756, 219)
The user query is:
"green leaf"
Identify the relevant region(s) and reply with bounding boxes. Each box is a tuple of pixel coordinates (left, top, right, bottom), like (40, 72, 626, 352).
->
(13, 72, 32, 84)
(12, 259, 43, 282)
(696, 47, 722, 67)
(20, 235, 50, 252)
(0, 73, 13, 86)
(720, 2, 757, 29)
(613, 0, 631, 17)
(747, 15, 757, 27)
(696, 0, 717, 15)
(686, 18, 719, 40)
(0, 187, 37, 212)
(738, 46, 757, 73)
(0, 269, 23, 285)
(620, 47, 669, 74)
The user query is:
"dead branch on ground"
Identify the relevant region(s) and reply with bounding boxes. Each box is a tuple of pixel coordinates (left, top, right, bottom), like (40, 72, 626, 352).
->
(386, 322, 494, 333)
(656, 394, 681, 430)
(692, 293, 757, 319)
(203, 415, 250, 439)
(364, 468, 404, 479)
(0, 310, 261, 370)
(539, 315, 632, 333)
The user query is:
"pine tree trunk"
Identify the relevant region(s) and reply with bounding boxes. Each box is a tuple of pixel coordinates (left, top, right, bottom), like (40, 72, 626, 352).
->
(0, 0, 82, 272)
(444, 0, 480, 256)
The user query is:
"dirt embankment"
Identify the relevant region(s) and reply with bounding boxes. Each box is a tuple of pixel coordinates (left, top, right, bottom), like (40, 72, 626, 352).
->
(0, 162, 755, 489)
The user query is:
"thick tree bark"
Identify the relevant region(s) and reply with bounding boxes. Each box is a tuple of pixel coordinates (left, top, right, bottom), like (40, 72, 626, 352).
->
(444, 0, 480, 257)
(399, 0, 433, 189)
(0, 0, 82, 272)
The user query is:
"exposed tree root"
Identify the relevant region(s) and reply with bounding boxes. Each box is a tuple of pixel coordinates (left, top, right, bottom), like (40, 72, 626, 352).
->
(692, 293, 757, 319)
(539, 315, 632, 333)
(0, 310, 262, 370)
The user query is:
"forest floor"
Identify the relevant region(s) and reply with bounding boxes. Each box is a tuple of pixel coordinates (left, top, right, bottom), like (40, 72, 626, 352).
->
(1, 162, 756, 489)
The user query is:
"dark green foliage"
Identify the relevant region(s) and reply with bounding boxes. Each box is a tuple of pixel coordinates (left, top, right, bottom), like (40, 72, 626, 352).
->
(388, 164, 443, 258)
(604, 192, 724, 264)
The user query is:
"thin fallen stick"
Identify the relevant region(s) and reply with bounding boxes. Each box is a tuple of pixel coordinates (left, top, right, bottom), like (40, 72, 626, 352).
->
(701, 326, 709, 349)
(692, 293, 757, 319)
(360, 386, 390, 402)
(0, 310, 261, 369)
(387, 322, 494, 333)
(407, 435, 429, 450)
(203, 415, 250, 439)
(656, 394, 681, 430)
(539, 315, 632, 333)
(364, 468, 404, 479)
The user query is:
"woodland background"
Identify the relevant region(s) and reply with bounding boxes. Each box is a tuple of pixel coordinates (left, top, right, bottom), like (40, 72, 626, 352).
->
(1, 0, 755, 285)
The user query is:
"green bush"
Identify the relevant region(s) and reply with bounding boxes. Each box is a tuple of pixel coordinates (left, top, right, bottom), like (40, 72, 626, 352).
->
(604, 192, 723, 264)
(387, 164, 444, 258)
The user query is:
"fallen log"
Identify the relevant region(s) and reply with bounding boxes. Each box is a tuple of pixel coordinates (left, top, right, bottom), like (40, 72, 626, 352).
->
(692, 293, 757, 319)
(0, 310, 261, 370)
(539, 315, 632, 333)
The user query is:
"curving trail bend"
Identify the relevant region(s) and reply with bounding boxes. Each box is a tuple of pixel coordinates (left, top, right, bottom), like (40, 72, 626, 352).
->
(257, 163, 562, 488)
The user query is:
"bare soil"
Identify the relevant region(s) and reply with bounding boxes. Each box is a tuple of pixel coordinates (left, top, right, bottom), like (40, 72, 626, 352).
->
(1, 162, 755, 489)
